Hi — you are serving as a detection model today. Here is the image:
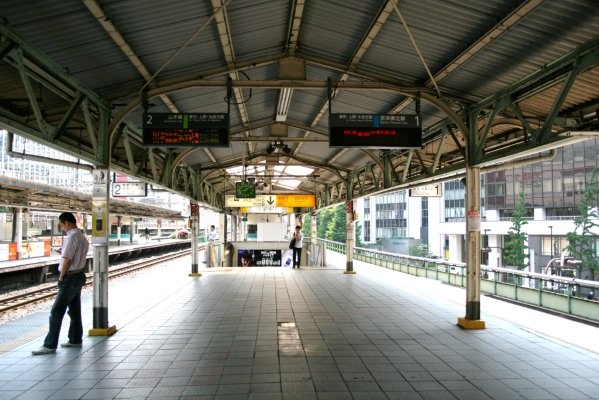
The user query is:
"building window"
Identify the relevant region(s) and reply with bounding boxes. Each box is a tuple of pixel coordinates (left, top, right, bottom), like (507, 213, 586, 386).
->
(421, 197, 428, 227)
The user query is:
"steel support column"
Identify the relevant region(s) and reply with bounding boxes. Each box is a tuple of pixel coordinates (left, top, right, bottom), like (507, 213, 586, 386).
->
(344, 200, 356, 275)
(310, 212, 317, 266)
(189, 203, 201, 276)
(89, 107, 116, 337)
(89, 168, 116, 336)
(457, 166, 486, 329)
(14, 207, 23, 260)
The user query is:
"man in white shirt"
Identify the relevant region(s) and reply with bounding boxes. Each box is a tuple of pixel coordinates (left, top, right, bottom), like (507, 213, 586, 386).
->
(32, 212, 89, 355)
(292, 225, 303, 268)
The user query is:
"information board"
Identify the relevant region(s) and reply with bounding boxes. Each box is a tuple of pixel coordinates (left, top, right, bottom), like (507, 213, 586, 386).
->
(275, 194, 315, 208)
(225, 195, 268, 208)
(329, 113, 421, 148)
(225, 194, 315, 208)
(143, 113, 229, 147)
(238, 249, 282, 267)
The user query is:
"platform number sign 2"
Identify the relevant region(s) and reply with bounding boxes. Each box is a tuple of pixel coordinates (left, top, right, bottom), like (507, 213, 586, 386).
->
(111, 182, 147, 197)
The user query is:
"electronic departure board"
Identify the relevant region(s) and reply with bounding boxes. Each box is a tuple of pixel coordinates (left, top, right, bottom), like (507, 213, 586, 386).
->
(329, 113, 421, 148)
(143, 113, 229, 147)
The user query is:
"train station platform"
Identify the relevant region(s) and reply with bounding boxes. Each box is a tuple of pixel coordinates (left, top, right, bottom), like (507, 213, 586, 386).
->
(1, 258, 598, 400)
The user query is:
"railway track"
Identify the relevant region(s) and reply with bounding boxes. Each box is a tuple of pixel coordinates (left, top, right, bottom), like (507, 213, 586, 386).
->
(0, 249, 192, 313)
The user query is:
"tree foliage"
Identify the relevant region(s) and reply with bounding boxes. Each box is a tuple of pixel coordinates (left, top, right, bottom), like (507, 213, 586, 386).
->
(313, 204, 368, 244)
(325, 205, 346, 243)
(315, 205, 347, 243)
(316, 207, 334, 239)
(355, 222, 364, 247)
(504, 191, 529, 271)
(565, 169, 599, 280)
(301, 214, 310, 237)
(410, 243, 433, 257)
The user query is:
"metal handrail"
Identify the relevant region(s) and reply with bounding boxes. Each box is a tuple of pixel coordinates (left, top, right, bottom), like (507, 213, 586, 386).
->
(314, 238, 599, 292)
(313, 238, 598, 321)
(487, 265, 599, 289)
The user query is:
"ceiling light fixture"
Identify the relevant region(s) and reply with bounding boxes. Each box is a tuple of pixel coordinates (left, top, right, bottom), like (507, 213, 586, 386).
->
(276, 87, 293, 122)
(266, 140, 291, 155)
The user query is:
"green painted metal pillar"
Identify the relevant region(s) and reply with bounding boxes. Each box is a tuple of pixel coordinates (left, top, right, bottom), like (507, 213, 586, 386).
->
(89, 108, 116, 337)
(458, 107, 486, 329)
(344, 200, 356, 275)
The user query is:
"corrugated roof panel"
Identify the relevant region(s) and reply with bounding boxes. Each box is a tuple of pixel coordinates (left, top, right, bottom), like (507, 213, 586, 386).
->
(285, 66, 341, 127)
(520, 68, 599, 118)
(2, 1, 142, 94)
(104, 2, 224, 82)
(359, 0, 523, 84)
(227, 0, 288, 62)
(298, 0, 383, 64)
(439, 0, 599, 102)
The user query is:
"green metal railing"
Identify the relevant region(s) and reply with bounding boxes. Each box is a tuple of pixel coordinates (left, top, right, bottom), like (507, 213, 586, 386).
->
(315, 238, 599, 323)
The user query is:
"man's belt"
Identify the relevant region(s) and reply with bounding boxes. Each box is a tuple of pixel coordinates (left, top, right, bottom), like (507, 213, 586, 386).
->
(66, 269, 84, 275)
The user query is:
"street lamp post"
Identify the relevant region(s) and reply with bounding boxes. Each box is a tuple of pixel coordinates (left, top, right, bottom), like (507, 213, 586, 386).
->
(483, 229, 490, 243)
(482, 229, 491, 276)
(548, 225, 553, 258)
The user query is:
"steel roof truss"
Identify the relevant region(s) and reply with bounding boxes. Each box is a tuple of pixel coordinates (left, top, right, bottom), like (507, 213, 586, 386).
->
(121, 131, 138, 173)
(534, 50, 599, 144)
(14, 48, 49, 136)
(81, 99, 98, 154)
(52, 92, 85, 142)
(401, 150, 414, 182)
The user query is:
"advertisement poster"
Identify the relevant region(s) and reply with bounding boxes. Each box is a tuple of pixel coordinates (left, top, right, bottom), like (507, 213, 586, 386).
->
(238, 249, 282, 267)
(21, 241, 51, 258)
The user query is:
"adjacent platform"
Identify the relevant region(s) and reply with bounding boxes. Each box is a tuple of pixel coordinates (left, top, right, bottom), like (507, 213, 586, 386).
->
(1, 239, 191, 271)
(0, 258, 598, 400)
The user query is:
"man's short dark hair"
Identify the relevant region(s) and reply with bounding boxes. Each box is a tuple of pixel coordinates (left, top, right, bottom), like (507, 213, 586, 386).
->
(58, 212, 77, 225)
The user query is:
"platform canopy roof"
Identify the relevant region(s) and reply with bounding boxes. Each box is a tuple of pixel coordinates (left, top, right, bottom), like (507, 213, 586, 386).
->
(0, 175, 185, 219)
(0, 0, 598, 211)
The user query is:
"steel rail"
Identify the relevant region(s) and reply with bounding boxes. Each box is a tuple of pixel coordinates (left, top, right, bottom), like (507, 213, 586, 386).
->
(0, 249, 192, 313)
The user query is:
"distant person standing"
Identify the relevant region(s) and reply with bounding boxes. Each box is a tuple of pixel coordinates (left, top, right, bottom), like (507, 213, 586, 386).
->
(208, 225, 218, 242)
(206, 225, 218, 267)
(32, 212, 89, 355)
(292, 225, 303, 268)
(144, 227, 150, 241)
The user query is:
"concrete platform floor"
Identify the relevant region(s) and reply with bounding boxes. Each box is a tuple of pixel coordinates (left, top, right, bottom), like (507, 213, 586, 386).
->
(0, 259, 598, 400)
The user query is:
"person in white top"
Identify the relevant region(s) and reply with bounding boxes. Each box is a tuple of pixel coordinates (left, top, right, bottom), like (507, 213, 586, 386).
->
(32, 212, 89, 355)
(208, 225, 218, 242)
(206, 225, 218, 267)
(292, 225, 303, 268)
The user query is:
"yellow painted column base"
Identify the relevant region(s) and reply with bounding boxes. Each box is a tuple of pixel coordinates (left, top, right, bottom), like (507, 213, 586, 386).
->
(457, 317, 486, 329)
(343, 271, 357, 275)
(188, 273, 202, 277)
(88, 325, 117, 336)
